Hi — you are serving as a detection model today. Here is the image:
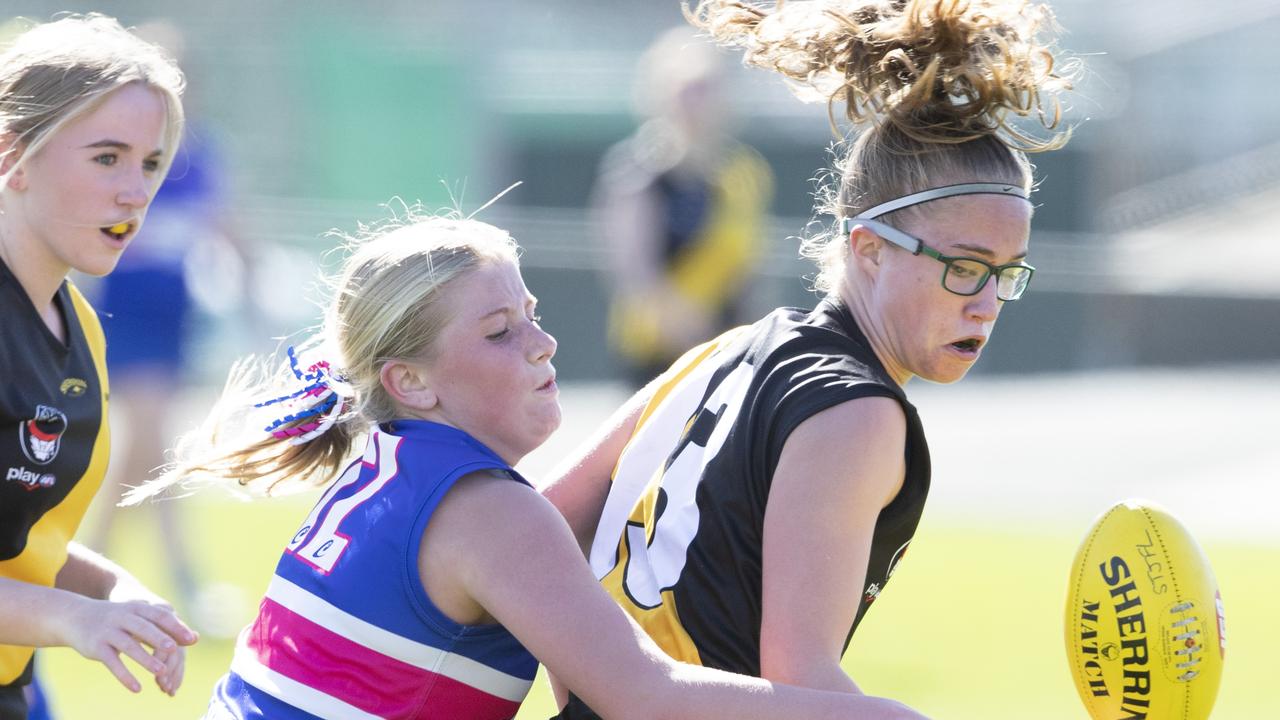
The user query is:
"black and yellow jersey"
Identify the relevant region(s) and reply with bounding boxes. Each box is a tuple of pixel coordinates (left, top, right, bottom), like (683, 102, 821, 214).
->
(562, 299, 930, 718)
(0, 257, 110, 686)
(598, 130, 773, 371)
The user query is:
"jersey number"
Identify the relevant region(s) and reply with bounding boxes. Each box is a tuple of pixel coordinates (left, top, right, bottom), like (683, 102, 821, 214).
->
(286, 432, 401, 573)
(609, 362, 753, 608)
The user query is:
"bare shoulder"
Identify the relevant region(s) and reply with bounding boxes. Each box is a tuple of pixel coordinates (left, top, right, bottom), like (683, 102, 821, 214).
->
(787, 394, 906, 455)
(775, 394, 907, 509)
(418, 469, 570, 624)
(436, 470, 559, 536)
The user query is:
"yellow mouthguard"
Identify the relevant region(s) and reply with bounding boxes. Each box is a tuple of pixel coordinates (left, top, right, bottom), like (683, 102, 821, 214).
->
(108, 222, 129, 234)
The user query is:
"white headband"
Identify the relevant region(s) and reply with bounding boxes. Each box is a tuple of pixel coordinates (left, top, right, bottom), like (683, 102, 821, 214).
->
(840, 182, 1031, 235)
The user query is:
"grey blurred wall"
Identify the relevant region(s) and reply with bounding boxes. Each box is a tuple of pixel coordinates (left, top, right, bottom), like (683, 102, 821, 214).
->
(7, 0, 1278, 380)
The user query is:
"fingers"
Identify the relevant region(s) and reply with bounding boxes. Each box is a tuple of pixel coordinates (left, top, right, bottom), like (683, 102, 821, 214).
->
(137, 602, 199, 646)
(154, 643, 185, 696)
(109, 628, 167, 678)
(94, 642, 143, 694)
(123, 609, 179, 658)
(77, 600, 198, 696)
(127, 603, 196, 696)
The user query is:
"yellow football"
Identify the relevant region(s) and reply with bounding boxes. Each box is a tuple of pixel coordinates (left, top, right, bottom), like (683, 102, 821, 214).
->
(1065, 499, 1226, 720)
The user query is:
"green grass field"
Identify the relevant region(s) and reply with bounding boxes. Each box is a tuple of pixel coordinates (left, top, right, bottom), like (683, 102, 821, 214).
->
(38, 492, 1273, 719)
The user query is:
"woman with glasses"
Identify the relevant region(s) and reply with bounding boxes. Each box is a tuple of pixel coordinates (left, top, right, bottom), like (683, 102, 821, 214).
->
(545, 1, 1075, 717)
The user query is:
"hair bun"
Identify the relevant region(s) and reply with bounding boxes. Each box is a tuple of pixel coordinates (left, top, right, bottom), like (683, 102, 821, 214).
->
(687, 0, 1076, 151)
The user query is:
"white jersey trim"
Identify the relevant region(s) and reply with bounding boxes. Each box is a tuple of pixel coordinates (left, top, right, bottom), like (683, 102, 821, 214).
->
(265, 575, 531, 702)
(230, 640, 383, 720)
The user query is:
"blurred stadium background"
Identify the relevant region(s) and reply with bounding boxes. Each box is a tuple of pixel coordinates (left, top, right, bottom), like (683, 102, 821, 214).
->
(5, 0, 1277, 717)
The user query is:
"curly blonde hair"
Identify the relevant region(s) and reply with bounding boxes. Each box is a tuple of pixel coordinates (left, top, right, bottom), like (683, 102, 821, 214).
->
(687, 0, 1077, 292)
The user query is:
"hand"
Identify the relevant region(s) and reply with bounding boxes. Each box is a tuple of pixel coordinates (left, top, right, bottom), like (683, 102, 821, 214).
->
(63, 590, 198, 695)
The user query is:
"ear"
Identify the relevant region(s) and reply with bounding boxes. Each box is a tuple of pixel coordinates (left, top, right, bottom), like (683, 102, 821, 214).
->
(848, 224, 886, 273)
(379, 359, 439, 414)
(0, 135, 27, 191)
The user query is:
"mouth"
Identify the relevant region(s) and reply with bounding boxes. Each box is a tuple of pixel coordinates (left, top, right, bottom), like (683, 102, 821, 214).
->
(947, 336, 986, 358)
(536, 375, 558, 394)
(100, 220, 136, 244)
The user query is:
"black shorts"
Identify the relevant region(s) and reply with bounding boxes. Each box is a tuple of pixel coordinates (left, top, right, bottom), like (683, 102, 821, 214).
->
(0, 659, 33, 720)
(552, 694, 602, 720)
(0, 683, 28, 720)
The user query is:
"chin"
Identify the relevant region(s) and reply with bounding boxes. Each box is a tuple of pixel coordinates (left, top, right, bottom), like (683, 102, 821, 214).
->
(918, 363, 974, 385)
(77, 253, 127, 277)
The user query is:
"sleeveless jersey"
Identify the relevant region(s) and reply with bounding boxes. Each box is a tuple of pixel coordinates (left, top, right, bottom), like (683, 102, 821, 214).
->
(208, 420, 538, 720)
(563, 300, 931, 718)
(0, 257, 110, 688)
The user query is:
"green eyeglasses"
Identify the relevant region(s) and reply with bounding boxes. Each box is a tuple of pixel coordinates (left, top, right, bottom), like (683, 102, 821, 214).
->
(843, 218, 1036, 302)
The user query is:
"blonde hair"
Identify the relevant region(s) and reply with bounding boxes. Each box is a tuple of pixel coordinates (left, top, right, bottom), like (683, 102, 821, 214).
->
(126, 208, 520, 501)
(0, 13, 186, 184)
(686, 0, 1076, 293)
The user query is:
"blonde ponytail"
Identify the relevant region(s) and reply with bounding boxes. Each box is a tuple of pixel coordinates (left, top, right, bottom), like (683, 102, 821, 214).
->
(125, 208, 520, 503)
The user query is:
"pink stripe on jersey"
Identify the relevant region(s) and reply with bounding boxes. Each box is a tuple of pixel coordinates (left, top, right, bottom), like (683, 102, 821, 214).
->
(246, 597, 521, 720)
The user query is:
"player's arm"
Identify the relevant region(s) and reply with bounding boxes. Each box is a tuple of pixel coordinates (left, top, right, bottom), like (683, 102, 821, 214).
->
(539, 384, 650, 552)
(425, 471, 929, 720)
(0, 543, 196, 695)
(759, 395, 909, 693)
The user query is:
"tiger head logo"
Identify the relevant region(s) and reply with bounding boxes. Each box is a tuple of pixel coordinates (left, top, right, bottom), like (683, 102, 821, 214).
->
(20, 405, 68, 466)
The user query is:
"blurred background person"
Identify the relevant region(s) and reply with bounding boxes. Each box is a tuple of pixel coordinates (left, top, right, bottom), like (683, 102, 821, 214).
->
(591, 26, 773, 387)
(83, 20, 250, 640)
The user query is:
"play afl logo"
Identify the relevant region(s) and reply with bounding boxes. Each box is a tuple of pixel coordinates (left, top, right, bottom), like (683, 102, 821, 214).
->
(19, 405, 68, 466)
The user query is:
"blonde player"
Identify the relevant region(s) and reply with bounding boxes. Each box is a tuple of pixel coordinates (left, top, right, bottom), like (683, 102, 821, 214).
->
(0, 14, 196, 718)
(131, 208, 927, 719)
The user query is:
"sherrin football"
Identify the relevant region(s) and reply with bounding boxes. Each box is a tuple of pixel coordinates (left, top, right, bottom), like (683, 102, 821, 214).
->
(1065, 499, 1226, 720)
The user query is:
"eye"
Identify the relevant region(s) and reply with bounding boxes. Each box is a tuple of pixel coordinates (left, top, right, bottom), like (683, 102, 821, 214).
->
(142, 158, 161, 173)
(485, 328, 509, 341)
(93, 153, 118, 167)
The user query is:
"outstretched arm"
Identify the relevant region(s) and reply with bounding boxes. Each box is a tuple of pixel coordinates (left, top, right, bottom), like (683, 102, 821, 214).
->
(424, 472, 929, 720)
(760, 396, 909, 692)
(0, 543, 197, 695)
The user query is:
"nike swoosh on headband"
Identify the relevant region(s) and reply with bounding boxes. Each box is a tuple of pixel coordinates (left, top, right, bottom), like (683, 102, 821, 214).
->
(840, 182, 1030, 236)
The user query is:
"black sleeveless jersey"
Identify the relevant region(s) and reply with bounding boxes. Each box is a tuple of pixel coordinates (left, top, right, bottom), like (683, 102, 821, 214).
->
(561, 299, 931, 719)
(0, 257, 111, 685)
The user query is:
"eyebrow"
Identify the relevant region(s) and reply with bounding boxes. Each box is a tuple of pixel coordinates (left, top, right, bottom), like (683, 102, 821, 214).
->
(478, 296, 538, 321)
(951, 242, 1028, 263)
(82, 139, 164, 157)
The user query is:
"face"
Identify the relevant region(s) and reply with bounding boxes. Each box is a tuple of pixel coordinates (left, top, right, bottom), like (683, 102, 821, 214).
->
(2, 82, 169, 278)
(853, 194, 1033, 385)
(418, 259, 560, 464)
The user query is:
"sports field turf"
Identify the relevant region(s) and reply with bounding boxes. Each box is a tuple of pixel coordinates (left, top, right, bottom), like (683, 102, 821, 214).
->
(37, 498, 1273, 719)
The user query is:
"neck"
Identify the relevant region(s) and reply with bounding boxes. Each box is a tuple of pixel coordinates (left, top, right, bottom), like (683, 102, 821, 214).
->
(836, 283, 913, 387)
(0, 214, 69, 314)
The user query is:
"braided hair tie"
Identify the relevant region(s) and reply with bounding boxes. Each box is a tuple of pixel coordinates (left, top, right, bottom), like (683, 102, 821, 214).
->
(255, 346, 350, 446)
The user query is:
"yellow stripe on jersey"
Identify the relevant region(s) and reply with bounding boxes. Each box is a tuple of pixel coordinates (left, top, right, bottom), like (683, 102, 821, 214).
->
(599, 522, 702, 665)
(595, 325, 755, 666)
(45, 282, 111, 556)
(0, 284, 111, 683)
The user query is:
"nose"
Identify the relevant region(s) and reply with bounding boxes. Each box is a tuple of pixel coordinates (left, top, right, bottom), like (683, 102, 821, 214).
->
(528, 323, 557, 364)
(965, 275, 1001, 323)
(116, 169, 151, 210)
